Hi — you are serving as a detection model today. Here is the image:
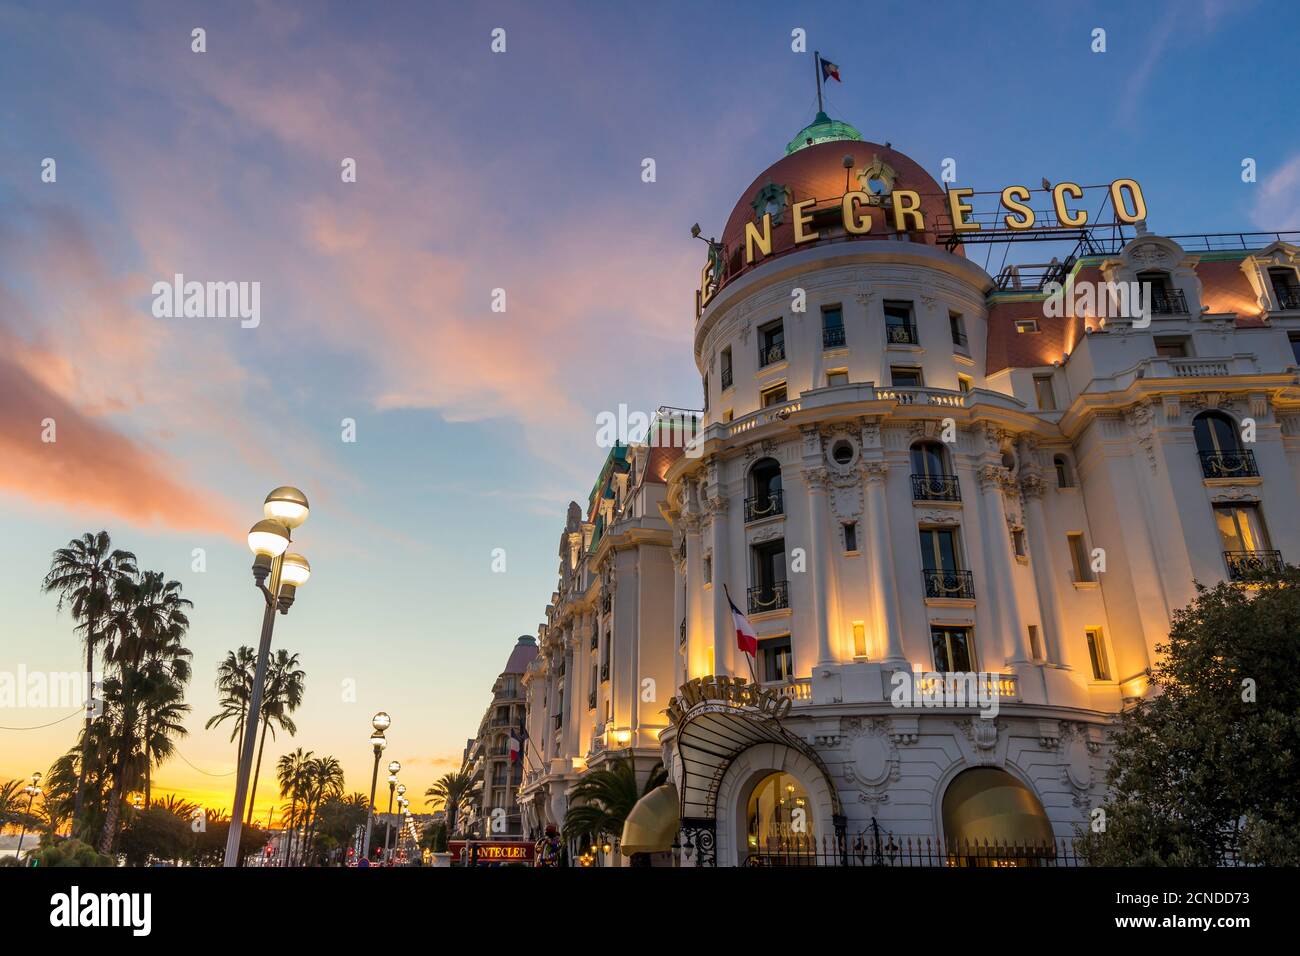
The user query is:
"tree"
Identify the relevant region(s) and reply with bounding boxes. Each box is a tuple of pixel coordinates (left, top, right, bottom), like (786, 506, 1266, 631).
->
(563, 757, 667, 851)
(0, 779, 39, 831)
(245, 649, 305, 827)
(119, 806, 189, 867)
(276, 747, 314, 865)
(425, 770, 474, 835)
(25, 837, 116, 868)
(42, 531, 137, 826)
(206, 647, 256, 762)
(1079, 567, 1300, 865)
(296, 756, 345, 865)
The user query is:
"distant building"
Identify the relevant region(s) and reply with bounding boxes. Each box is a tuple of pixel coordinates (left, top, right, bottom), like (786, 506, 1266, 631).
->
(457, 636, 537, 838)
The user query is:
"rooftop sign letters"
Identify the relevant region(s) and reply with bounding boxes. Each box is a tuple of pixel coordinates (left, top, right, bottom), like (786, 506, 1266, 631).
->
(695, 178, 1147, 316)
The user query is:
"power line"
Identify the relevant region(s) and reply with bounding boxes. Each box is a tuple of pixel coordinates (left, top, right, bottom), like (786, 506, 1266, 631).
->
(172, 749, 237, 777)
(0, 708, 83, 731)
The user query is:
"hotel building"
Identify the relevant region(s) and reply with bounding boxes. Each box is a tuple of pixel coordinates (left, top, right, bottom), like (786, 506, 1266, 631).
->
(518, 110, 1300, 865)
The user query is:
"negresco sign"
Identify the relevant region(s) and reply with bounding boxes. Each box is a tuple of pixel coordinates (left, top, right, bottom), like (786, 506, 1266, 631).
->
(666, 674, 793, 726)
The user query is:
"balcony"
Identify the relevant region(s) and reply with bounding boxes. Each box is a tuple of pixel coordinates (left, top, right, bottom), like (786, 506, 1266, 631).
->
(1199, 449, 1259, 480)
(721, 366, 733, 390)
(886, 322, 918, 345)
(601, 662, 609, 682)
(951, 330, 969, 351)
(822, 326, 846, 349)
(1148, 288, 1188, 315)
(748, 580, 790, 614)
(759, 341, 786, 367)
(922, 568, 975, 601)
(914, 672, 1020, 703)
(1276, 289, 1300, 311)
(588, 691, 596, 710)
(764, 677, 812, 701)
(1224, 549, 1284, 581)
(744, 489, 784, 522)
(911, 473, 961, 502)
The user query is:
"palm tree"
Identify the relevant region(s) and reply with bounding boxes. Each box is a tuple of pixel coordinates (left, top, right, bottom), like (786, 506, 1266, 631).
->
(563, 757, 667, 854)
(42, 532, 137, 823)
(95, 570, 191, 853)
(425, 769, 474, 835)
(276, 748, 313, 866)
(1, 779, 35, 830)
(205, 647, 256, 760)
(245, 650, 305, 827)
(297, 756, 344, 865)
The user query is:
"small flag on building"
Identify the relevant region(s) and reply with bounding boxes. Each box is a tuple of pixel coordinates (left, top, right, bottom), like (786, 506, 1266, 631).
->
(727, 592, 759, 658)
(509, 723, 527, 764)
(820, 56, 841, 83)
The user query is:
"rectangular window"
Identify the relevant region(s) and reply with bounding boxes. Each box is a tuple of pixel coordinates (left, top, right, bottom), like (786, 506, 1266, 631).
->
(1290, 334, 1300, 366)
(949, 311, 968, 350)
(957, 373, 973, 394)
(1214, 504, 1269, 552)
(759, 320, 785, 366)
(891, 365, 923, 387)
(1012, 527, 1027, 558)
(826, 369, 849, 387)
(931, 626, 977, 672)
(1154, 336, 1189, 358)
(1028, 625, 1043, 662)
(1015, 319, 1039, 334)
(1085, 628, 1110, 680)
(751, 539, 787, 612)
(760, 382, 788, 407)
(1270, 268, 1300, 309)
(843, 522, 858, 552)
(884, 300, 917, 345)
(1068, 533, 1094, 583)
(759, 636, 793, 683)
(703, 555, 712, 585)
(1033, 374, 1056, 410)
(720, 347, 733, 390)
(919, 527, 961, 571)
(852, 621, 867, 658)
(822, 305, 845, 349)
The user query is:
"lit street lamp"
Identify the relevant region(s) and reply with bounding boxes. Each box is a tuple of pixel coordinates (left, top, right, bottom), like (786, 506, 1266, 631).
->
(224, 486, 311, 868)
(15, 772, 42, 859)
(384, 760, 401, 860)
(362, 712, 390, 861)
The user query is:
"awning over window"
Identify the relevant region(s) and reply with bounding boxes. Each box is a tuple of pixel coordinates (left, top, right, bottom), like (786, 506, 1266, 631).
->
(620, 783, 680, 854)
(941, 768, 1055, 845)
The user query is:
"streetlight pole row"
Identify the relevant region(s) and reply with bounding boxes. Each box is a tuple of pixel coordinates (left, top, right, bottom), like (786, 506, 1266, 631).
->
(362, 711, 390, 862)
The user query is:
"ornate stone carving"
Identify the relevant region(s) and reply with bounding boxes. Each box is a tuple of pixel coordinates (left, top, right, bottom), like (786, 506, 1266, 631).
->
(862, 460, 888, 484)
(1124, 401, 1159, 474)
(1020, 473, 1048, 499)
(960, 717, 1001, 765)
(842, 718, 901, 789)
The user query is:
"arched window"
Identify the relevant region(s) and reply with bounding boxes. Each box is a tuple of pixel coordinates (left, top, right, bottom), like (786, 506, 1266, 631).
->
(746, 457, 784, 521)
(1193, 411, 1257, 479)
(1053, 454, 1074, 488)
(910, 441, 959, 501)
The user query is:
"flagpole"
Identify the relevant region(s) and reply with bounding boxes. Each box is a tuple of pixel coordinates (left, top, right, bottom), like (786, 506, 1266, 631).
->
(814, 50, 823, 113)
(723, 584, 761, 687)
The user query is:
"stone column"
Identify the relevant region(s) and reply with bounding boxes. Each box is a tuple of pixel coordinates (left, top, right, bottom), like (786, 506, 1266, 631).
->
(805, 466, 835, 665)
(1020, 472, 1065, 664)
(682, 482, 708, 679)
(978, 463, 1031, 664)
(562, 633, 577, 756)
(707, 492, 733, 676)
(864, 460, 906, 664)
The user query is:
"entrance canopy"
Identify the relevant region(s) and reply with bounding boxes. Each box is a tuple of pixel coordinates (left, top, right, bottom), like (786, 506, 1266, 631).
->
(675, 702, 841, 820)
(620, 783, 679, 854)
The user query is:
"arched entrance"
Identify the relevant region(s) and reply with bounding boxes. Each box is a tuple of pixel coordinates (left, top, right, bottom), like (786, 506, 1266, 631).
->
(940, 768, 1055, 866)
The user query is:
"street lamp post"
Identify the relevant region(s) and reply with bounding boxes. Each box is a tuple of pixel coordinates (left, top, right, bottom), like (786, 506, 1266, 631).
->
(15, 772, 42, 859)
(389, 782, 406, 858)
(362, 712, 390, 861)
(384, 760, 400, 861)
(224, 486, 312, 868)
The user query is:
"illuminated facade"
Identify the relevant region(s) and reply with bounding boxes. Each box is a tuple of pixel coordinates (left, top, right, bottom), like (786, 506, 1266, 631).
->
(521, 111, 1300, 865)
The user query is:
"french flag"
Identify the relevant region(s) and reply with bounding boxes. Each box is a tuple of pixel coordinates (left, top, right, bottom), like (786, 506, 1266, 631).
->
(820, 56, 841, 83)
(727, 593, 759, 658)
(508, 725, 525, 764)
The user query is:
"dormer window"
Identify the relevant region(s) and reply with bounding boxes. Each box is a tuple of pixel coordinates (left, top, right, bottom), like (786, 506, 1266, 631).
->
(1137, 270, 1187, 314)
(1269, 267, 1300, 310)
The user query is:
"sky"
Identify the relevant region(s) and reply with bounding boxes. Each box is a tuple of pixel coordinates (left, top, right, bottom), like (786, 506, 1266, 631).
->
(1, 0, 1298, 822)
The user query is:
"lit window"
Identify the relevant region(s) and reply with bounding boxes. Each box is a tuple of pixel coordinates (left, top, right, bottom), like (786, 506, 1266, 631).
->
(891, 365, 923, 387)
(1068, 533, 1094, 583)
(957, 374, 973, 393)
(1015, 319, 1039, 334)
(826, 369, 849, 386)
(1085, 628, 1110, 680)
(759, 636, 793, 683)
(760, 382, 788, 407)
(745, 771, 814, 862)
(931, 626, 976, 672)
(1033, 374, 1056, 410)
(884, 301, 917, 345)
(1028, 625, 1043, 661)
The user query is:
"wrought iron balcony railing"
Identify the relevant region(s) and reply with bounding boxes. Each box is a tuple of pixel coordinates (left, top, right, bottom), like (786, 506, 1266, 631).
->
(951, 330, 969, 351)
(922, 568, 975, 600)
(911, 473, 961, 501)
(887, 323, 919, 345)
(1224, 549, 1283, 581)
(1276, 289, 1300, 311)
(822, 326, 846, 349)
(744, 489, 784, 522)
(759, 342, 786, 367)
(1149, 288, 1188, 314)
(721, 366, 733, 390)
(1199, 449, 1259, 479)
(748, 580, 790, 614)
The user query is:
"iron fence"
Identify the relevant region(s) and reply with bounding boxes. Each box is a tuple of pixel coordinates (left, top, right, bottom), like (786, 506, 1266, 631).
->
(743, 830, 1086, 867)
